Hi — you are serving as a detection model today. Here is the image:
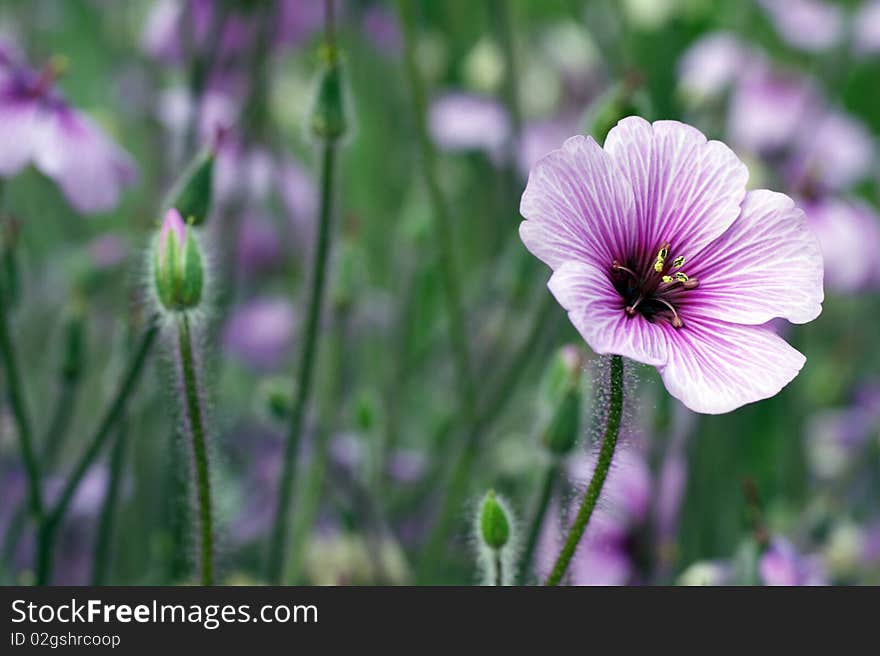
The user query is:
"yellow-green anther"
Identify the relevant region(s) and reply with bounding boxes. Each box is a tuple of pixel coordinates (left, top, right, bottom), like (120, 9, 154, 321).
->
(674, 272, 689, 283)
(672, 255, 686, 268)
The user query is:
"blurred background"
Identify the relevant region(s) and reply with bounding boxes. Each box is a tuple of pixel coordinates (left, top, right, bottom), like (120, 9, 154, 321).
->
(1, 0, 879, 586)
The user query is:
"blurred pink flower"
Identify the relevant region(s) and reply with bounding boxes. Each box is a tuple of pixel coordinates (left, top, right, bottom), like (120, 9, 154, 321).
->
(760, 538, 827, 585)
(854, 0, 880, 55)
(429, 93, 510, 156)
(223, 297, 297, 369)
(800, 197, 880, 293)
(520, 117, 823, 413)
(758, 0, 843, 52)
(0, 51, 136, 213)
(677, 32, 753, 101)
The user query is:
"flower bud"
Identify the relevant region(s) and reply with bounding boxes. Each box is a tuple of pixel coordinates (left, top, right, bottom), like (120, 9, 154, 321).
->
(257, 377, 295, 422)
(153, 209, 204, 311)
(540, 345, 584, 456)
(310, 46, 349, 141)
(164, 148, 215, 226)
(479, 490, 510, 550)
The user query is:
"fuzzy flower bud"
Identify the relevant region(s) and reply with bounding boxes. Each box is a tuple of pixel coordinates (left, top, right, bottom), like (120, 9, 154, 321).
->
(153, 208, 204, 311)
(310, 45, 349, 141)
(479, 490, 510, 550)
(541, 345, 584, 457)
(164, 148, 215, 226)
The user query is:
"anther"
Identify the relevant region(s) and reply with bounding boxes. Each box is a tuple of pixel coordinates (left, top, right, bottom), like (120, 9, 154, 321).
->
(612, 260, 639, 280)
(673, 272, 689, 283)
(625, 295, 644, 316)
(655, 298, 683, 328)
(653, 243, 670, 272)
(672, 256, 685, 269)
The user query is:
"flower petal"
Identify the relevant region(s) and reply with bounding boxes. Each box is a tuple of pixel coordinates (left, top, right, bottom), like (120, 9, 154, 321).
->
(687, 189, 823, 325)
(520, 134, 636, 269)
(603, 117, 748, 265)
(0, 97, 40, 175)
(33, 110, 137, 214)
(547, 260, 667, 366)
(659, 317, 806, 414)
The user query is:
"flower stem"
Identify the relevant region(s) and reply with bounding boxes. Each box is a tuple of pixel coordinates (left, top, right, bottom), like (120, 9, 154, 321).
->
(545, 355, 624, 586)
(396, 0, 477, 416)
(518, 461, 559, 584)
(35, 320, 158, 585)
(176, 313, 213, 586)
(494, 550, 503, 586)
(0, 271, 43, 522)
(91, 420, 128, 585)
(266, 140, 337, 584)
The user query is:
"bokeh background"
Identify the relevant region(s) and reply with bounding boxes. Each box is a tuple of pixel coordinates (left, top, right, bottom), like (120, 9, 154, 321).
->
(1, 0, 879, 586)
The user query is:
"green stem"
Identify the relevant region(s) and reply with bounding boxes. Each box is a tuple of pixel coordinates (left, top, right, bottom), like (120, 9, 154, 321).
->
(397, 0, 477, 416)
(91, 420, 128, 585)
(494, 550, 503, 586)
(41, 380, 78, 468)
(35, 320, 158, 585)
(545, 355, 624, 586)
(176, 313, 213, 586)
(518, 461, 559, 584)
(0, 272, 43, 521)
(266, 141, 337, 584)
(418, 293, 557, 580)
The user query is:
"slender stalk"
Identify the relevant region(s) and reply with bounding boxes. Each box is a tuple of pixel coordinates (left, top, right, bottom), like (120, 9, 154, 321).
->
(545, 355, 624, 586)
(494, 550, 503, 586)
(176, 313, 213, 586)
(41, 382, 78, 467)
(266, 141, 337, 584)
(518, 461, 559, 584)
(0, 271, 43, 521)
(35, 320, 158, 584)
(91, 420, 128, 585)
(396, 0, 477, 416)
(418, 293, 557, 579)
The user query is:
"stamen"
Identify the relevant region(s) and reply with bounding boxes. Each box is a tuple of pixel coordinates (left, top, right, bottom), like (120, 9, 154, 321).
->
(673, 272, 689, 283)
(612, 260, 639, 280)
(625, 295, 644, 316)
(662, 275, 673, 283)
(655, 298, 683, 328)
(653, 243, 670, 272)
(672, 256, 686, 269)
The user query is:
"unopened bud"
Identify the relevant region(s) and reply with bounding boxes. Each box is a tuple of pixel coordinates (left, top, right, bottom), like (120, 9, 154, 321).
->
(310, 46, 349, 141)
(164, 148, 215, 226)
(257, 377, 294, 422)
(153, 209, 204, 311)
(541, 345, 584, 457)
(479, 491, 510, 550)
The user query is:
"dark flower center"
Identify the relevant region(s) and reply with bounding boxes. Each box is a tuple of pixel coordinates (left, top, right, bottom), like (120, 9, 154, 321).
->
(610, 243, 699, 329)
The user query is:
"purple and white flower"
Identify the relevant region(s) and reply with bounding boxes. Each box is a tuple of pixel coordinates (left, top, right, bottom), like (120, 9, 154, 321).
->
(520, 117, 824, 413)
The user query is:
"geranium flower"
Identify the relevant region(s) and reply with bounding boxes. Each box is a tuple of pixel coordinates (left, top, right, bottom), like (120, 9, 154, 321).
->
(520, 117, 823, 413)
(0, 51, 136, 213)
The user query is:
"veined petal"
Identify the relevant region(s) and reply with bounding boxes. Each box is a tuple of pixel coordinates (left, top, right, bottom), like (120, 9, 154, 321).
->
(604, 117, 748, 265)
(520, 134, 636, 269)
(660, 317, 806, 414)
(547, 260, 667, 366)
(687, 189, 823, 325)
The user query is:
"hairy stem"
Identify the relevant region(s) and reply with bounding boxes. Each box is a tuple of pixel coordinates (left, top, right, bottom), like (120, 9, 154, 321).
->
(266, 140, 337, 584)
(35, 320, 158, 585)
(176, 313, 213, 586)
(545, 355, 624, 586)
(494, 550, 504, 586)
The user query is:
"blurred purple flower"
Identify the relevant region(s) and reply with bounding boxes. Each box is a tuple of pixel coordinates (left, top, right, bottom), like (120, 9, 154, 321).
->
(429, 93, 510, 156)
(758, 0, 843, 52)
(520, 117, 823, 413)
(728, 66, 820, 155)
(236, 210, 283, 275)
(362, 6, 402, 55)
(517, 114, 580, 179)
(87, 232, 129, 270)
(854, 0, 880, 55)
(800, 197, 880, 293)
(223, 297, 297, 369)
(677, 32, 752, 102)
(759, 538, 827, 585)
(786, 111, 875, 193)
(0, 52, 136, 213)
